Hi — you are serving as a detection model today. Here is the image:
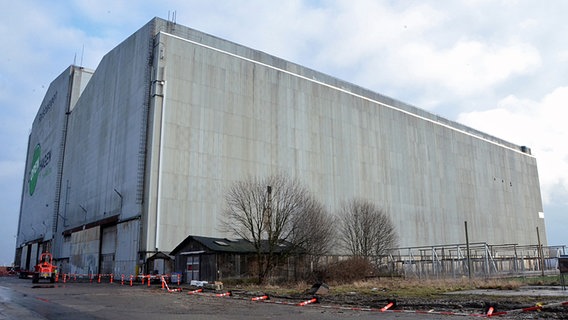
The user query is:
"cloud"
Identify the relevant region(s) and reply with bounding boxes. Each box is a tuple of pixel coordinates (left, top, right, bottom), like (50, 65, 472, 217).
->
(457, 87, 568, 205)
(313, 1, 445, 65)
(394, 40, 541, 95)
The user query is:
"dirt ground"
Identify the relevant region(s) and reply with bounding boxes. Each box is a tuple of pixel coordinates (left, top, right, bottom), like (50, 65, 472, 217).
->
(236, 285, 568, 319)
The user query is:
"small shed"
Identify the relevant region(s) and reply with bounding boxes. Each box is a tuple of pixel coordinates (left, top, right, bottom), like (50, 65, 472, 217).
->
(146, 251, 174, 275)
(170, 235, 291, 283)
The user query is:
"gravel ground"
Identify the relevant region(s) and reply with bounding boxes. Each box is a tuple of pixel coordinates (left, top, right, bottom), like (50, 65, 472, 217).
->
(244, 286, 568, 319)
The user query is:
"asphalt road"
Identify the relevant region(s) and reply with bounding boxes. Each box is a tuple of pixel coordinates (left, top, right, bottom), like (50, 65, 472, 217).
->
(0, 276, 485, 319)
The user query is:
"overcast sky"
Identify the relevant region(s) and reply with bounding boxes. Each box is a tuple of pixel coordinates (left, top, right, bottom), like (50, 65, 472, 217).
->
(1, 0, 567, 265)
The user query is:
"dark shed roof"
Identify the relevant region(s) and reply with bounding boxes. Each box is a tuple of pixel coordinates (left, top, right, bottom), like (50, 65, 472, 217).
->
(170, 235, 255, 255)
(147, 251, 173, 260)
(170, 235, 293, 256)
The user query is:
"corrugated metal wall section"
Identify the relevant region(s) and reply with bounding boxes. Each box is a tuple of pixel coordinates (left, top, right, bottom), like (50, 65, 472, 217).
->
(100, 225, 117, 274)
(70, 227, 100, 275)
(114, 219, 140, 277)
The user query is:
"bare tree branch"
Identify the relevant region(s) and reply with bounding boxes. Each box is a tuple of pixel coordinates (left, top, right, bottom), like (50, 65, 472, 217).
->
(221, 173, 333, 283)
(338, 198, 398, 259)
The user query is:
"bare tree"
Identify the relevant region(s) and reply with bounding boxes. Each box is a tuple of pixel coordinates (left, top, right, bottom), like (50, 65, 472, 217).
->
(289, 197, 336, 269)
(338, 198, 397, 259)
(221, 173, 331, 283)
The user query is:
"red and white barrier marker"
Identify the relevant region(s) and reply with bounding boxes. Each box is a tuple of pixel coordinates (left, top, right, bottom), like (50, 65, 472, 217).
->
(381, 300, 396, 312)
(251, 295, 269, 301)
(160, 276, 181, 292)
(215, 291, 232, 297)
(486, 306, 494, 317)
(187, 288, 203, 295)
(298, 297, 318, 306)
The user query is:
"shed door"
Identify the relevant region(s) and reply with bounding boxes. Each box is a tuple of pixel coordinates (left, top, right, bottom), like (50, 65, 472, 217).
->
(186, 255, 200, 282)
(100, 225, 117, 274)
(21, 245, 30, 271)
(30, 243, 39, 269)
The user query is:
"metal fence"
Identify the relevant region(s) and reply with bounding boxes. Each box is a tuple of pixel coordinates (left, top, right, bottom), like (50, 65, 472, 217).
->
(289, 243, 567, 280)
(382, 243, 566, 279)
(265, 243, 567, 282)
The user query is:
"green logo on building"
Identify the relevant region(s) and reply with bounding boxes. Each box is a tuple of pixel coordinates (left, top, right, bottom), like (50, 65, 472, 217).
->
(28, 144, 41, 196)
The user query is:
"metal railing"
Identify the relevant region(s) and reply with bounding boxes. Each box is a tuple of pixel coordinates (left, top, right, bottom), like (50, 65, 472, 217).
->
(279, 243, 567, 281)
(384, 243, 566, 279)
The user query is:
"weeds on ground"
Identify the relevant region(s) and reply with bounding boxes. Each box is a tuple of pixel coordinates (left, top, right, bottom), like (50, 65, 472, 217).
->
(229, 277, 529, 299)
(330, 278, 478, 298)
(514, 274, 562, 286)
(472, 278, 522, 290)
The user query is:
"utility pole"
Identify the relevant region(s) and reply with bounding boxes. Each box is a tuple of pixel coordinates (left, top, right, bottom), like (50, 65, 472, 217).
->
(465, 221, 472, 279)
(537, 226, 545, 277)
(265, 185, 273, 242)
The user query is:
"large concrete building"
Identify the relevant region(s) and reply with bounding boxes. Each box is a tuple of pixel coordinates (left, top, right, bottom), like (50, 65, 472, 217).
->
(16, 17, 545, 276)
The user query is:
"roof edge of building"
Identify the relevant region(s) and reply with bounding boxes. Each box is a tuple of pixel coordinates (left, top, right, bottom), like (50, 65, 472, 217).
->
(145, 17, 530, 154)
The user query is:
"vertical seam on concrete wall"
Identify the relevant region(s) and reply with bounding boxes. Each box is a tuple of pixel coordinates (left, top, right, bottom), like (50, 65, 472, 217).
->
(155, 76, 166, 251)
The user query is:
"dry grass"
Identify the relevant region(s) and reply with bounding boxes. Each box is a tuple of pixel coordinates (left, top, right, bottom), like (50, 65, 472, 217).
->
(330, 278, 474, 297)
(472, 278, 522, 290)
(233, 277, 524, 298)
(340, 278, 523, 294)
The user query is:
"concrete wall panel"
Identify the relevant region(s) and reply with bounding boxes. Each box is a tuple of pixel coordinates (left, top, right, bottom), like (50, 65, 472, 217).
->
(153, 29, 544, 251)
(60, 21, 154, 231)
(17, 69, 72, 246)
(17, 66, 93, 250)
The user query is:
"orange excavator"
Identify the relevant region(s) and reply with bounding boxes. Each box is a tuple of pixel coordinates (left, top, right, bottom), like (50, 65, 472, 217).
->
(32, 252, 57, 283)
